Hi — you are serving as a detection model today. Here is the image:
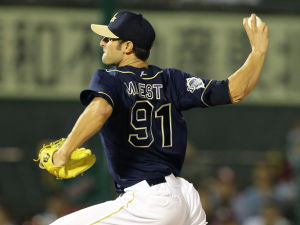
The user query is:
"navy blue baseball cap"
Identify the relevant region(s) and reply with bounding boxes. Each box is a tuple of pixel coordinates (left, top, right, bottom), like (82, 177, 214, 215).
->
(91, 11, 155, 50)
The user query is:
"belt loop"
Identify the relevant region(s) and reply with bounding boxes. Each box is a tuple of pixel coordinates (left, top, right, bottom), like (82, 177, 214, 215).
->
(146, 176, 167, 187)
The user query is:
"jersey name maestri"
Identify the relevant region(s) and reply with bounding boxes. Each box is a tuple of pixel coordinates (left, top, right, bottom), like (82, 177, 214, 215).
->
(124, 81, 163, 100)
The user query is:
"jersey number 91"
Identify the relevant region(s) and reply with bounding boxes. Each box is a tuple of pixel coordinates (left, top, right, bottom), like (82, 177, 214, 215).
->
(128, 100, 172, 149)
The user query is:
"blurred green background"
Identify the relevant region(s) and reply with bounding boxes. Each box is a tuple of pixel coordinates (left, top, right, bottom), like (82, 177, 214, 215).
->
(0, 0, 299, 224)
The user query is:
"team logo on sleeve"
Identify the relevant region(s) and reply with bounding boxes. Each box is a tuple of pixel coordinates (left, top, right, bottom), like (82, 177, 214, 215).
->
(186, 77, 205, 93)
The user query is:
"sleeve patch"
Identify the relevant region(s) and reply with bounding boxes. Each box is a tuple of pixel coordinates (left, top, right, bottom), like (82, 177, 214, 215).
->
(186, 77, 205, 93)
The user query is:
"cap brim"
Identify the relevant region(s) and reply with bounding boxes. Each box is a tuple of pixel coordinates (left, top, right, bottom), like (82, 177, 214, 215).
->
(91, 24, 119, 38)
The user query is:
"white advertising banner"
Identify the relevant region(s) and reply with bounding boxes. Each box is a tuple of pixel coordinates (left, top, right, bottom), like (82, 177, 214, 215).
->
(0, 7, 101, 99)
(0, 7, 300, 105)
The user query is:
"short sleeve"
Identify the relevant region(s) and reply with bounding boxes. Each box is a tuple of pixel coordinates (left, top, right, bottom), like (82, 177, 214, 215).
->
(169, 69, 232, 110)
(80, 70, 119, 107)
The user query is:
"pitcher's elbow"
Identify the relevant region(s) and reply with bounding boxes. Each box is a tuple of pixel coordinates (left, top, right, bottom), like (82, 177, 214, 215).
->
(230, 91, 247, 103)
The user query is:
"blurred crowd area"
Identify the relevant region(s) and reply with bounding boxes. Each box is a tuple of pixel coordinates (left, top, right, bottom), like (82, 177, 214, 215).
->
(195, 157, 297, 225)
(183, 119, 300, 225)
(0, 154, 298, 225)
(0, 120, 299, 225)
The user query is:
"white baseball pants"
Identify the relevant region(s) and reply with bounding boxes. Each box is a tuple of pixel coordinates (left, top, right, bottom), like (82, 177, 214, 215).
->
(50, 174, 207, 225)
